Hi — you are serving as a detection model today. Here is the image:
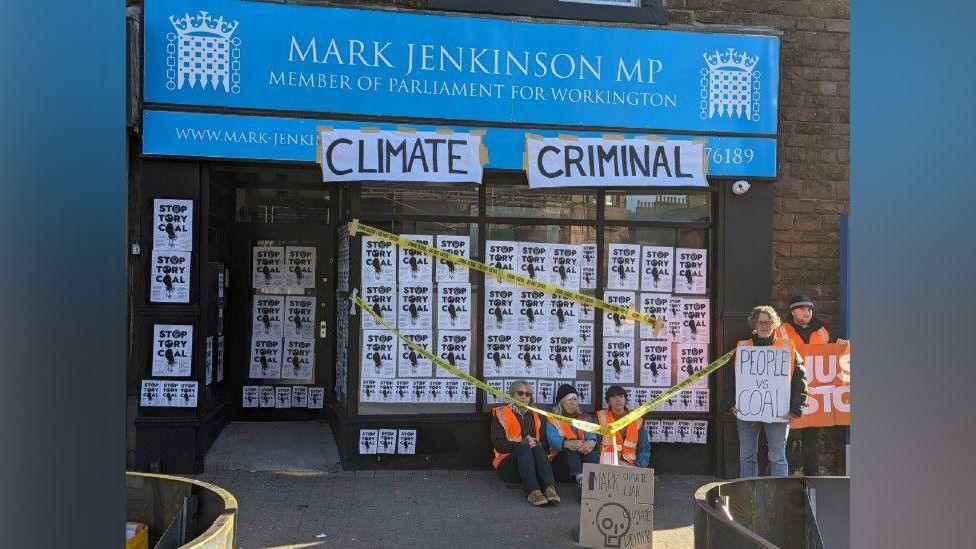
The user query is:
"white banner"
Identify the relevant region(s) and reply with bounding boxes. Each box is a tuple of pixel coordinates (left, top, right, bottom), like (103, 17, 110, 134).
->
(319, 128, 484, 183)
(150, 250, 191, 303)
(152, 199, 193, 251)
(526, 136, 707, 188)
(151, 324, 193, 377)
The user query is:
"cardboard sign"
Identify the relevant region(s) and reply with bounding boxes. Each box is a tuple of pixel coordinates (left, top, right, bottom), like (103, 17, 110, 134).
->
(579, 464, 654, 549)
(516, 334, 548, 378)
(284, 296, 316, 341)
(580, 243, 598, 289)
(361, 282, 397, 330)
(361, 236, 397, 284)
(308, 387, 325, 408)
(284, 246, 316, 289)
(791, 343, 852, 429)
(547, 334, 578, 379)
(517, 289, 547, 332)
(150, 250, 191, 303)
(486, 240, 519, 277)
(249, 338, 283, 379)
(399, 284, 433, 330)
(436, 235, 470, 283)
(548, 296, 580, 335)
(319, 128, 483, 183)
(640, 245, 673, 292)
(436, 330, 472, 378)
(283, 338, 314, 380)
(397, 429, 417, 454)
(639, 292, 671, 340)
(528, 135, 707, 190)
(603, 291, 636, 337)
(550, 244, 581, 290)
(640, 340, 672, 387)
(678, 298, 710, 344)
(398, 234, 434, 284)
(397, 330, 433, 377)
(677, 343, 709, 389)
(735, 345, 792, 423)
(151, 324, 193, 377)
(152, 198, 193, 251)
(361, 330, 397, 378)
(378, 429, 398, 454)
(252, 246, 284, 293)
(204, 336, 213, 385)
(674, 248, 707, 294)
(606, 244, 641, 290)
(484, 285, 518, 332)
(518, 242, 551, 283)
(437, 282, 471, 330)
(359, 429, 379, 454)
(603, 337, 635, 384)
(252, 295, 285, 339)
(484, 333, 517, 378)
(242, 386, 260, 408)
(259, 386, 276, 407)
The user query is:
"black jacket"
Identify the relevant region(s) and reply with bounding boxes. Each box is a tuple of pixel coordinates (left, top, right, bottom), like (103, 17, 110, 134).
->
(784, 317, 837, 344)
(748, 334, 808, 417)
(490, 405, 550, 454)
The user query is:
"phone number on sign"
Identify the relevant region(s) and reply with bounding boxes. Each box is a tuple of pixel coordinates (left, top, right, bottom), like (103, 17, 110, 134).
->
(704, 147, 755, 165)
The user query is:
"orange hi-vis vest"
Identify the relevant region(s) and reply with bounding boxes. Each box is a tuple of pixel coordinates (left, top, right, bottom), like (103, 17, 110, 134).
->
(777, 323, 830, 347)
(491, 405, 543, 469)
(547, 416, 586, 442)
(596, 409, 643, 464)
(736, 335, 798, 375)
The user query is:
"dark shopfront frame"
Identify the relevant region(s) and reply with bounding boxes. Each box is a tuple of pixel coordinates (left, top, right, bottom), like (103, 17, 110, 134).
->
(331, 171, 773, 477)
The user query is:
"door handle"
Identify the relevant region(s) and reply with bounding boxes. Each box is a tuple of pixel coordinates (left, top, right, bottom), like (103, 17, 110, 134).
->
(319, 321, 328, 339)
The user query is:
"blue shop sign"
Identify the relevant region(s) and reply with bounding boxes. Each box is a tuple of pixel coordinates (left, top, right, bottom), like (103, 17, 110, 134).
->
(145, 0, 779, 135)
(142, 110, 776, 179)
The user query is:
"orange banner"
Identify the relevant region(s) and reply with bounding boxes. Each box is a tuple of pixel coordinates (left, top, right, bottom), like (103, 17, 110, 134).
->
(790, 342, 851, 429)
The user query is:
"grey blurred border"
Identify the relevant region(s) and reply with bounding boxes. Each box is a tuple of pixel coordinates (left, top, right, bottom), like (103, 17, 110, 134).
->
(852, 1, 976, 547)
(0, 1, 125, 546)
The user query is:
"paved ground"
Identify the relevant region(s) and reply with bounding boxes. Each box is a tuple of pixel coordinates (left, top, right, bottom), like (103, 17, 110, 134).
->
(197, 422, 716, 548)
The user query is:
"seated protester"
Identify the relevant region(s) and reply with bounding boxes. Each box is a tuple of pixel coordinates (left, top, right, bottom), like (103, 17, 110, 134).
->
(596, 386, 650, 468)
(545, 384, 599, 485)
(490, 380, 561, 507)
(733, 305, 807, 477)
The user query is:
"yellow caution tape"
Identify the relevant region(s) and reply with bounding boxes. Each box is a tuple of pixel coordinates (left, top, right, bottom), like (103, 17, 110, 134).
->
(351, 291, 734, 437)
(350, 220, 666, 337)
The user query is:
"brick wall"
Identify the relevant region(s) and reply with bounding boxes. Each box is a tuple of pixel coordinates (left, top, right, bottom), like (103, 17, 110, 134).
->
(666, 0, 850, 475)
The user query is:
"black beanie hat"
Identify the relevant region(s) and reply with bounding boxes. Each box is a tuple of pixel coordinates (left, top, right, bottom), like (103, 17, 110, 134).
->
(790, 295, 815, 310)
(555, 384, 578, 403)
(605, 385, 628, 402)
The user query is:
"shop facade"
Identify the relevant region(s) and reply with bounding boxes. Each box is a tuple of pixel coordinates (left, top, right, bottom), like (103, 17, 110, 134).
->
(127, 0, 849, 477)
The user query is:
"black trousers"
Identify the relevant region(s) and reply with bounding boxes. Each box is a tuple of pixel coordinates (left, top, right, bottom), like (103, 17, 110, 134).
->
(497, 442, 556, 495)
(551, 447, 601, 482)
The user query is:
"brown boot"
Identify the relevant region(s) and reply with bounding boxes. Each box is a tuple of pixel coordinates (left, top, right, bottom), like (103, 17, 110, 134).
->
(527, 490, 548, 506)
(544, 485, 561, 505)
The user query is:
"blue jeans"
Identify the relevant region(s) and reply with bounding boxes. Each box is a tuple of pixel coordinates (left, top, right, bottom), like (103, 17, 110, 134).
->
(737, 419, 790, 477)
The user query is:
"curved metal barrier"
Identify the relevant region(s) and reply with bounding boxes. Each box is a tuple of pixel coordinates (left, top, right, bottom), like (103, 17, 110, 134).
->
(694, 476, 849, 549)
(126, 472, 237, 548)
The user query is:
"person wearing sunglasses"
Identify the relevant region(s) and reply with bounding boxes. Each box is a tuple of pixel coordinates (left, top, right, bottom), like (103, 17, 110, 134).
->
(732, 305, 808, 477)
(545, 384, 600, 486)
(490, 380, 560, 506)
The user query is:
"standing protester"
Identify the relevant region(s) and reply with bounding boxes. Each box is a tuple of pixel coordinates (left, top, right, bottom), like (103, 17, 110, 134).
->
(545, 384, 599, 485)
(779, 294, 848, 475)
(490, 380, 561, 506)
(596, 385, 651, 468)
(733, 305, 807, 477)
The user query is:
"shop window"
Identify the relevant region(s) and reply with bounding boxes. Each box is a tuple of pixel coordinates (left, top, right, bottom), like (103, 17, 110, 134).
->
(487, 185, 597, 219)
(234, 188, 330, 224)
(357, 185, 479, 218)
(604, 192, 710, 223)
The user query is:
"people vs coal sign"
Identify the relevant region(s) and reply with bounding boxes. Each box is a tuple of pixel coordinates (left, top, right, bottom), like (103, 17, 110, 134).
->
(318, 128, 484, 183)
(735, 345, 792, 423)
